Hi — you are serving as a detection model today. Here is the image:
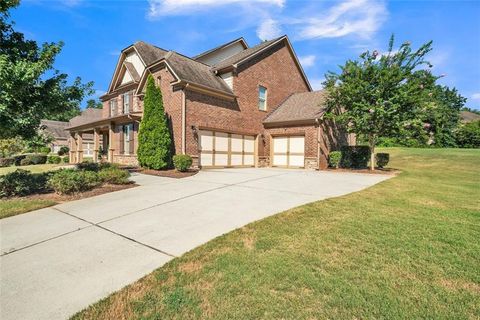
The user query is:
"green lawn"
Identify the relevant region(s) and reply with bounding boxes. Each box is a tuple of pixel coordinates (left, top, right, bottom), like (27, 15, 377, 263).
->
(0, 163, 64, 175)
(75, 149, 480, 318)
(0, 198, 56, 219)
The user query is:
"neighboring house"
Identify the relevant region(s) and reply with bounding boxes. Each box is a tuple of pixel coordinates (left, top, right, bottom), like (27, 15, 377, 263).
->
(66, 35, 353, 169)
(460, 110, 480, 123)
(41, 118, 98, 157)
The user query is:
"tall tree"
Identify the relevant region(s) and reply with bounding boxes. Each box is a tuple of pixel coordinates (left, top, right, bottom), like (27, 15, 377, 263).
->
(137, 75, 172, 169)
(86, 99, 103, 109)
(324, 35, 437, 170)
(0, 0, 93, 139)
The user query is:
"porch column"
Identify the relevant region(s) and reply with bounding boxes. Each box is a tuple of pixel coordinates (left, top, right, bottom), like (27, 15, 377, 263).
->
(76, 132, 83, 163)
(108, 122, 115, 162)
(93, 128, 100, 163)
(69, 133, 76, 164)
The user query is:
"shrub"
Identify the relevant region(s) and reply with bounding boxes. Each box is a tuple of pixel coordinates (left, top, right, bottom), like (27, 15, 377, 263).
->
(62, 156, 70, 163)
(340, 146, 371, 168)
(173, 155, 192, 172)
(20, 158, 32, 166)
(76, 161, 114, 172)
(48, 169, 101, 195)
(0, 169, 49, 197)
(376, 153, 390, 168)
(98, 167, 130, 184)
(39, 146, 51, 154)
(328, 151, 342, 168)
(0, 157, 14, 167)
(12, 154, 27, 166)
(456, 120, 480, 148)
(137, 74, 173, 170)
(58, 146, 69, 156)
(25, 154, 47, 165)
(47, 155, 62, 164)
(0, 138, 25, 157)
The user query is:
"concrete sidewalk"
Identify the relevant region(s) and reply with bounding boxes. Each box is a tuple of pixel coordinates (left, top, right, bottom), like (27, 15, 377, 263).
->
(0, 168, 391, 320)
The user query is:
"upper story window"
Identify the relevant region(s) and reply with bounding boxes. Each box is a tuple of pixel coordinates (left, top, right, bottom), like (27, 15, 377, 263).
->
(123, 92, 131, 114)
(109, 99, 117, 117)
(258, 86, 267, 111)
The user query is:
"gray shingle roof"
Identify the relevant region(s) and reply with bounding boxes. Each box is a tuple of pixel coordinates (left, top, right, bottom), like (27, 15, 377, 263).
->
(68, 109, 103, 129)
(460, 111, 480, 123)
(212, 36, 284, 71)
(133, 41, 168, 66)
(264, 90, 327, 123)
(40, 120, 69, 140)
(167, 52, 233, 94)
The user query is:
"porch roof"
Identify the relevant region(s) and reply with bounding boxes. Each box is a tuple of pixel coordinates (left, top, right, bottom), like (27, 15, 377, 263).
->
(66, 113, 142, 132)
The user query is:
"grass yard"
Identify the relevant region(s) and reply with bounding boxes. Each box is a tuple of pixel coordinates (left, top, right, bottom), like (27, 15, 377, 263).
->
(0, 163, 64, 175)
(0, 198, 56, 219)
(71, 148, 477, 319)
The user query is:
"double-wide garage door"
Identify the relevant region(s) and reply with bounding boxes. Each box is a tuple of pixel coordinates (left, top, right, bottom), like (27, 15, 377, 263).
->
(272, 136, 305, 168)
(199, 130, 255, 167)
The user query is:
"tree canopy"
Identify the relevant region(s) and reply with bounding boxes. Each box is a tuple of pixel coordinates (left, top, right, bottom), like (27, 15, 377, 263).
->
(324, 35, 465, 169)
(0, 0, 93, 139)
(86, 99, 103, 109)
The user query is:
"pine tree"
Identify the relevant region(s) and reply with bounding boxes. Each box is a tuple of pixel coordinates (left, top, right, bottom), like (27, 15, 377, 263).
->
(137, 75, 172, 169)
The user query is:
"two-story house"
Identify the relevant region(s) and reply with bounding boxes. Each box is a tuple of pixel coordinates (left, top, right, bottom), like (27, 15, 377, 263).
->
(66, 35, 353, 169)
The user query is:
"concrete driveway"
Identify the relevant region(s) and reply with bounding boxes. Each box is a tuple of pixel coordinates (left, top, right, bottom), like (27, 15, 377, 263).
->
(0, 168, 390, 320)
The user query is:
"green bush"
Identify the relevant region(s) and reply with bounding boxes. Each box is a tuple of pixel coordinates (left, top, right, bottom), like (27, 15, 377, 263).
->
(12, 154, 27, 166)
(58, 146, 69, 156)
(137, 74, 173, 170)
(0, 138, 25, 157)
(39, 146, 51, 154)
(0, 157, 14, 167)
(48, 169, 101, 195)
(328, 151, 342, 168)
(98, 167, 130, 184)
(173, 155, 192, 172)
(47, 155, 62, 164)
(340, 146, 371, 168)
(376, 153, 390, 168)
(76, 161, 114, 172)
(62, 156, 70, 163)
(0, 169, 49, 198)
(25, 154, 47, 165)
(20, 158, 32, 166)
(456, 121, 480, 148)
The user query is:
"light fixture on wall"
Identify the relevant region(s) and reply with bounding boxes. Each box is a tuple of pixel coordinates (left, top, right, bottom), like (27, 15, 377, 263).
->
(191, 125, 198, 140)
(260, 133, 266, 145)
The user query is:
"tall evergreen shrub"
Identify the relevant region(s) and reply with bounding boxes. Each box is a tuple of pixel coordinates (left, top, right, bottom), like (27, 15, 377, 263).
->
(137, 75, 172, 169)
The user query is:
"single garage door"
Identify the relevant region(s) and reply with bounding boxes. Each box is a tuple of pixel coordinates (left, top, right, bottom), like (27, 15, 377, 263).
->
(199, 130, 255, 167)
(272, 136, 305, 168)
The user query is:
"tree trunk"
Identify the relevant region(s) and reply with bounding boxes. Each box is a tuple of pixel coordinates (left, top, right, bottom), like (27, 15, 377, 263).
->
(369, 134, 375, 171)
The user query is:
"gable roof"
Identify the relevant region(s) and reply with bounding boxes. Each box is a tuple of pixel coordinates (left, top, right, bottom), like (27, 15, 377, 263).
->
(133, 41, 169, 66)
(460, 110, 480, 123)
(40, 120, 69, 140)
(67, 109, 103, 129)
(193, 37, 248, 61)
(264, 90, 327, 124)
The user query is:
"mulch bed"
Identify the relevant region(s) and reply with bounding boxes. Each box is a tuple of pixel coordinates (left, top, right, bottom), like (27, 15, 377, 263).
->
(19, 183, 138, 203)
(324, 167, 400, 175)
(130, 168, 199, 179)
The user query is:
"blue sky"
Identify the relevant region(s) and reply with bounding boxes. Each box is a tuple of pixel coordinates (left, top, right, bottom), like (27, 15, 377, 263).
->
(11, 0, 480, 109)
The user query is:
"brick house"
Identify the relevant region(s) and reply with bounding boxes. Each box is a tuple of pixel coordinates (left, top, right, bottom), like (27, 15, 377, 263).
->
(66, 35, 353, 169)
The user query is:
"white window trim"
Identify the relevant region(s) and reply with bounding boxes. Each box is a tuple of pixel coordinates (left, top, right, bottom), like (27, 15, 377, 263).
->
(123, 123, 133, 155)
(123, 92, 130, 114)
(258, 86, 267, 111)
(110, 100, 116, 117)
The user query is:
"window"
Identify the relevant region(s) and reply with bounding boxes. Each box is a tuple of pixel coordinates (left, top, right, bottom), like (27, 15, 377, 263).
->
(109, 99, 117, 117)
(123, 92, 131, 114)
(258, 86, 267, 111)
(123, 123, 133, 155)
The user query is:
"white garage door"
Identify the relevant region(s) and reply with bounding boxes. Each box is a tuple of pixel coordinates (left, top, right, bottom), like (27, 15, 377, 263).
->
(272, 136, 305, 168)
(199, 130, 255, 168)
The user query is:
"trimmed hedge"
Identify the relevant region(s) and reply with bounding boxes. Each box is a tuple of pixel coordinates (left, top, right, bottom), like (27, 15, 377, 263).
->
(340, 146, 371, 169)
(76, 161, 114, 172)
(63, 156, 70, 163)
(39, 146, 51, 154)
(58, 146, 69, 156)
(12, 154, 27, 166)
(47, 155, 62, 164)
(0, 169, 50, 198)
(328, 151, 342, 168)
(98, 167, 130, 184)
(25, 154, 47, 165)
(173, 155, 192, 172)
(20, 158, 32, 166)
(0, 157, 14, 167)
(48, 169, 101, 195)
(376, 153, 390, 168)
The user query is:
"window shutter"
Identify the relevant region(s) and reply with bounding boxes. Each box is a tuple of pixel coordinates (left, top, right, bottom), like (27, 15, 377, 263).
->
(119, 126, 124, 154)
(129, 92, 134, 112)
(129, 123, 135, 154)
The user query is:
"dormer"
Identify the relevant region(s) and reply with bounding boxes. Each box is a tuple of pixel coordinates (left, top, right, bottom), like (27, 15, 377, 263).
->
(194, 37, 248, 66)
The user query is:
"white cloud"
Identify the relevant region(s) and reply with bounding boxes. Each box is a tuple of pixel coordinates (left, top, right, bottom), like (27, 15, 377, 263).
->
(256, 18, 282, 41)
(297, 0, 388, 40)
(299, 55, 316, 68)
(471, 93, 480, 100)
(148, 0, 284, 17)
(310, 77, 325, 90)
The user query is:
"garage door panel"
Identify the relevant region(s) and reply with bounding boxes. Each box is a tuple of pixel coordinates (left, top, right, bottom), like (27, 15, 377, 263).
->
(215, 132, 229, 152)
(214, 153, 228, 166)
(273, 155, 287, 166)
(230, 154, 242, 166)
(200, 153, 213, 166)
(289, 136, 305, 153)
(199, 130, 213, 151)
(244, 136, 255, 153)
(289, 155, 304, 167)
(244, 155, 254, 166)
(231, 134, 243, 152)
(274, 137, 288, 153)
(272, 136, 305, 168)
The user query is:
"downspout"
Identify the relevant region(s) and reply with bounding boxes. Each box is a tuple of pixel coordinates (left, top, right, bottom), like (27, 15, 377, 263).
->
(315, 118, 321, 170)
(181, 88, 187, 154)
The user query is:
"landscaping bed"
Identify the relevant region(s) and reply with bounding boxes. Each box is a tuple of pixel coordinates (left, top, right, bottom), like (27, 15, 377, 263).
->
(133, 168, 198, 179)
